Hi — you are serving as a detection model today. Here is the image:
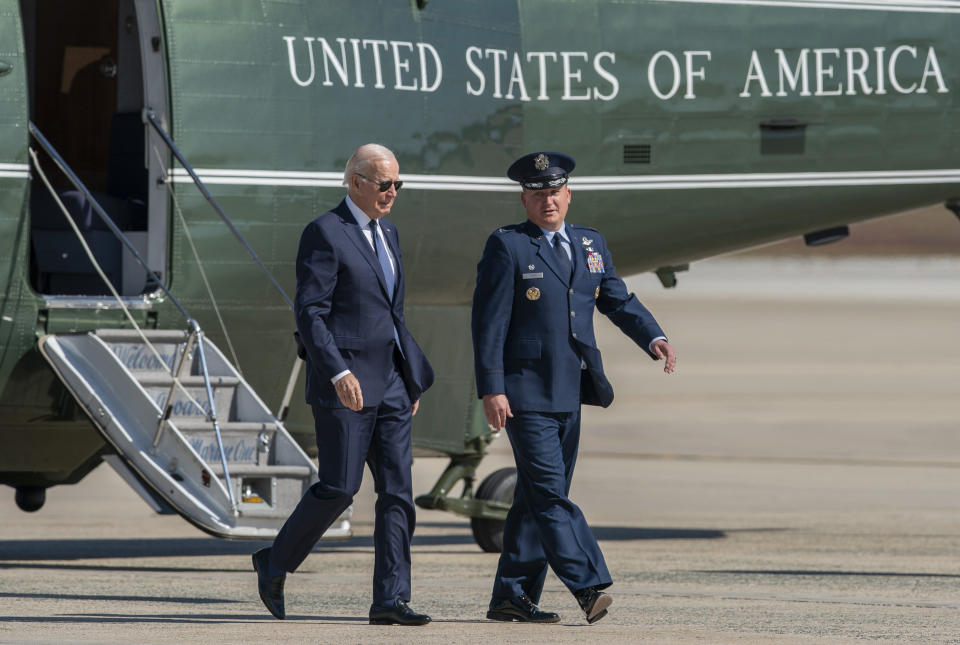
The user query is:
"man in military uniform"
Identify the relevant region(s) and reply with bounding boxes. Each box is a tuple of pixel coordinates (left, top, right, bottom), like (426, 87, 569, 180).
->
(471, 151, 676, 625)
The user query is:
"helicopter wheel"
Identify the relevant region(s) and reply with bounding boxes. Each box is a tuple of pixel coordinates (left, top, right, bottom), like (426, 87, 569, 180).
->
(470, 467, 516, 553)
(15, 486, 46, 512)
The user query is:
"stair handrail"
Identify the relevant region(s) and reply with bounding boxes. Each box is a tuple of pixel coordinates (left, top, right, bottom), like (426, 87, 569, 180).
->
(29, 123, 239, 515)
(154, 327, 198, 448)
(190, 319, 237, 511)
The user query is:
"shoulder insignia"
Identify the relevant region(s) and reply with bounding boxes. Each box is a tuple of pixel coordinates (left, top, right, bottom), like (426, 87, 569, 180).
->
(495, 223, 522, 235)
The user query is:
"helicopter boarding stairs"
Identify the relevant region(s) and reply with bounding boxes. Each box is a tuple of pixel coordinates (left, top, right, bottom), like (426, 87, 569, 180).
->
(39, 328, 351, 539)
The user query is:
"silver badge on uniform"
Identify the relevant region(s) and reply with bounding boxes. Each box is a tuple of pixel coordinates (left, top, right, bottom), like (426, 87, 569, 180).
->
(522, 272, 544, 280)
(581, 236, 593, 246)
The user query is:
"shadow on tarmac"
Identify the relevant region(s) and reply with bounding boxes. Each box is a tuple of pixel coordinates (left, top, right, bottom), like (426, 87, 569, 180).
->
(0, 613, 368, 625)
(592, 526, 726, 540)
(0, 591, 241, 604)
(0, 525, 739, 564)
(698, 569, 960, 579)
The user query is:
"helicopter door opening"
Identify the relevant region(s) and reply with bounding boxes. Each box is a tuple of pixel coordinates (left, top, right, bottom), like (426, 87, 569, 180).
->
(20, 0, 168, 297)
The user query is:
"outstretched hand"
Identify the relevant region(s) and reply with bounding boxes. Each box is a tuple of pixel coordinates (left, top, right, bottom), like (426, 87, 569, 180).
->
(651, 339, 677, 374)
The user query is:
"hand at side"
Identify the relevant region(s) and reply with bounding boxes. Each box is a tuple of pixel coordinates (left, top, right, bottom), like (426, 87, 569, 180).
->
(482, 393, 513, 430)
(335, 373, 364, 411)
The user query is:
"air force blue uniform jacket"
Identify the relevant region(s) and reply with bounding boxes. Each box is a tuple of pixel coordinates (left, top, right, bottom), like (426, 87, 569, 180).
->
(295, 200, 433, 408)
(472, 220, 664, 411)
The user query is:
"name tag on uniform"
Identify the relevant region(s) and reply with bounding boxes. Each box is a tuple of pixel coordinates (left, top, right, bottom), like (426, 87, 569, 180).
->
(586, 252, 605, 273)
(522, 272, 544, 279)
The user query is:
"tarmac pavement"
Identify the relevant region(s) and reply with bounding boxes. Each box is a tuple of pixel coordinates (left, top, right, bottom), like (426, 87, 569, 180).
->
(1, 257, 959, 644)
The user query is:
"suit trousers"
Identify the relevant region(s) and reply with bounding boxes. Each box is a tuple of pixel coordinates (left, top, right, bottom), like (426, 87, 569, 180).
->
(269, 362, 416, 605)
(491, 410, 612, 602)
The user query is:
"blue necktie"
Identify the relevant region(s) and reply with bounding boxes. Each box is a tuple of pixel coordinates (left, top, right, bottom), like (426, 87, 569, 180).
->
(370, 220, 396, 301)
(370, 220, 403, 354)
(553, 234, 572, 280)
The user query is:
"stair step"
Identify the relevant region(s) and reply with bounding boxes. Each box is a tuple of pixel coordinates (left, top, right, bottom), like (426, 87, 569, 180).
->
(137, 374, 241, 387)
(208, 464, 313, 477)
(96, 329, 189, 343)
(237, 506, 298, 519)
(173, 420, 279, 432)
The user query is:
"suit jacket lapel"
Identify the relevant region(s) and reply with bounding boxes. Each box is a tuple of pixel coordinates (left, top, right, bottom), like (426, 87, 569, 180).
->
(336, 201, 391, 300)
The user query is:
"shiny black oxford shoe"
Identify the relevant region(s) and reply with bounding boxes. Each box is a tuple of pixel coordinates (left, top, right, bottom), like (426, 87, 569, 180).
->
(574, 586, 612, 624)
(252, 547, 286, 620)
(368, 599, 432, 626)
(486, 594, 561, 623)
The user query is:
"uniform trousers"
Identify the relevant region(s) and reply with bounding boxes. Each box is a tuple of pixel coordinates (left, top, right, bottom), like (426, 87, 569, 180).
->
(491, 409, 612, 602)
(269, 360, 416, 605)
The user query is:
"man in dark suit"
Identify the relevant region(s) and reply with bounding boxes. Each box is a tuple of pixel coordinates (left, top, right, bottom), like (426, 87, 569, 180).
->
(253, 144, 434, 626)
(472, 152, 676, 625)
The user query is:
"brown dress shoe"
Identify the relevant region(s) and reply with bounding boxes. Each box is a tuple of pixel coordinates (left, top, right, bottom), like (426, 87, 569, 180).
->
(574, 586, 612, 624)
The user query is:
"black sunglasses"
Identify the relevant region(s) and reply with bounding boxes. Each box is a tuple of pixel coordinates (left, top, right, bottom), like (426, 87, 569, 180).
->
(356, 173, 403, 192)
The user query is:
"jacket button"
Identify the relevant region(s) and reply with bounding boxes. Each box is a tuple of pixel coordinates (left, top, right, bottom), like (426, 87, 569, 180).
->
(570, 311, 576, 317)
(568, 288, 574, 295)
(572, 332, 578, 338)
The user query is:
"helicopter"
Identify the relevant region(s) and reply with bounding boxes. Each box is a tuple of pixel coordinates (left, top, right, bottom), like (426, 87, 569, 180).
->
(1, 0, 958, 550)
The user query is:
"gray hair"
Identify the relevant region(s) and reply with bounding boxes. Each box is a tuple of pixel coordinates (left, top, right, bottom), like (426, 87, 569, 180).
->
(343, 143, 396, 186)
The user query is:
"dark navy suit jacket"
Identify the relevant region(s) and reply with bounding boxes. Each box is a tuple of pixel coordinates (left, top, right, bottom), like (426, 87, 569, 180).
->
(295, 199, 433, 408)
(472, 220, 665, 412)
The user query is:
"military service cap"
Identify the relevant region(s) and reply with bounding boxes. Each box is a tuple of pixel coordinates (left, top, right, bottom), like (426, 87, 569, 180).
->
(506, 151, 576, 190)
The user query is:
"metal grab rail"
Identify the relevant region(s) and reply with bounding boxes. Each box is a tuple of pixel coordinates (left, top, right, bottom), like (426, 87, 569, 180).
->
(29, 121, 238, 514)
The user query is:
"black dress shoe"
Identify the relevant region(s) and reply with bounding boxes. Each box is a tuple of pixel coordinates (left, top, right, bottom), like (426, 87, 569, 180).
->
(487, 594, 561, 623)
(574, 586, 612, 624)
(369, 599, 431, 626)
(252, 547, 285, 619)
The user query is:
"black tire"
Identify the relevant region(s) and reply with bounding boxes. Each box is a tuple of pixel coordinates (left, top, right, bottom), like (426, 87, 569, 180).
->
(470, 467, 517, 553)
(15, 486, 46, 512)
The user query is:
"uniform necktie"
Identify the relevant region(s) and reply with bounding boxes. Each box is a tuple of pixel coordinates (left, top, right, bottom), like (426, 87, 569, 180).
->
(553, 234, 572, 280)
(369, 220, 396, 301)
